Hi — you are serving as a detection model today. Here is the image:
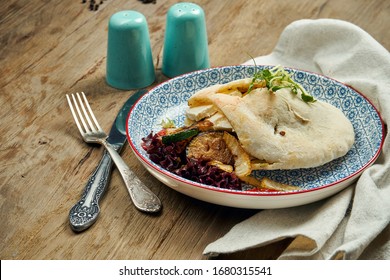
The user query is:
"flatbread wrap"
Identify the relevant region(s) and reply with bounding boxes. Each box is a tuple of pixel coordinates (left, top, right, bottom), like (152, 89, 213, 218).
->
(185, 77, 355, 170)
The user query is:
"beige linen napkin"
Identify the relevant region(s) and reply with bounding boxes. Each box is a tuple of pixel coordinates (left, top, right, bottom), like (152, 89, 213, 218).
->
(203, 19, 390, 260)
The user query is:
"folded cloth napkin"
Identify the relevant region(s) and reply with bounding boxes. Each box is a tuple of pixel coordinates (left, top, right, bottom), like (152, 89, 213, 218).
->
(203, 19, 390, 260)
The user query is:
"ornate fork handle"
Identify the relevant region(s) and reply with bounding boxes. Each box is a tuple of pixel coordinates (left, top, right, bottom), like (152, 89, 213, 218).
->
(69, 148, 115, 232)
(66, 92, 161, 217)
(102, 140, 162, 212)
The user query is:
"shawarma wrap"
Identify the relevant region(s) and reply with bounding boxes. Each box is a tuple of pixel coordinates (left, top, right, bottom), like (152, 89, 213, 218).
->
(185, 77, 355, 170)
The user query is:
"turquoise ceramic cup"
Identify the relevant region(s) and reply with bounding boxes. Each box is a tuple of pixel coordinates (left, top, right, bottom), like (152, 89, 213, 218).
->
(162, 3, 210, 78)
(106, 11, 155, 90)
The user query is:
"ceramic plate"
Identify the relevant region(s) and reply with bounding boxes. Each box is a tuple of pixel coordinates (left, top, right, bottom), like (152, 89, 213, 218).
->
(127, 65, 384, 209)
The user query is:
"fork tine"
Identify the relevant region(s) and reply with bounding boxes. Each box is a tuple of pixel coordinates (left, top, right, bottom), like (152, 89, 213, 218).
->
(80, 92, 103, 132)
(76, 92, 97, 132)
(72, 93, 91, 133)
(66, 94, 85, 135)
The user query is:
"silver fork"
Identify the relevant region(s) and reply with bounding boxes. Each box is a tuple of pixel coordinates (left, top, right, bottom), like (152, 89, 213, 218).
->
(66, 92, 161, 213)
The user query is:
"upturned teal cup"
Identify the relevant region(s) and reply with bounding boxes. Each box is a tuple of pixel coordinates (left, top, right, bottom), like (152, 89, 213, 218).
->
(162, 3, 210, 78)
(106, 11, 155, 90)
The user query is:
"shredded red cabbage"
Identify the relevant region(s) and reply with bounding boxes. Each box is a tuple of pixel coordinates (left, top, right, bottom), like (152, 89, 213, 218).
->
(142, 132, 242, 190)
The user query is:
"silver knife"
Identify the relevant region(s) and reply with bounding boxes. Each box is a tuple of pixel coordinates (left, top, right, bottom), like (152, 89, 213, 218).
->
(69, 89, 147, 232)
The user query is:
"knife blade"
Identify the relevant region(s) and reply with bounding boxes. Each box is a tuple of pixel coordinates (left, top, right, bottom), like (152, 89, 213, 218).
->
(69, 89, 147, 232)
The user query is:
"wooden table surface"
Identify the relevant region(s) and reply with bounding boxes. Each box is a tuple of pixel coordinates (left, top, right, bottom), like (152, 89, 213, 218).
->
(1, 0, 389, 260)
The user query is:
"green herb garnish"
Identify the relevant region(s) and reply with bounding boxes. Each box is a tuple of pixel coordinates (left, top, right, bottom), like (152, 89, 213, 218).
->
(247, 63, 316, 103)
(159, 117, 176, 128)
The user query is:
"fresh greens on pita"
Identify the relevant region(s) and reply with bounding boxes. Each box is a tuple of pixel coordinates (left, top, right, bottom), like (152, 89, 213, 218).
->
(185, 69, 355, 171)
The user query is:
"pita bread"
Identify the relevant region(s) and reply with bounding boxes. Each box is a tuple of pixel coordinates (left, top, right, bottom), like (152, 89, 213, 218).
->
(186, 78, 355, 170)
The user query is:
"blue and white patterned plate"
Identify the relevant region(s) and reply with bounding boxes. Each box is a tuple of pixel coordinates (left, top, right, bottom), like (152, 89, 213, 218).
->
(127, 65, 384, 209)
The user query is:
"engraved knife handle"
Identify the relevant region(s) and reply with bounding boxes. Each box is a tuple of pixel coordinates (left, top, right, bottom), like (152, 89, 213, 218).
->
(103, 141, 162, 213)
(69, 149, 114, 232)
